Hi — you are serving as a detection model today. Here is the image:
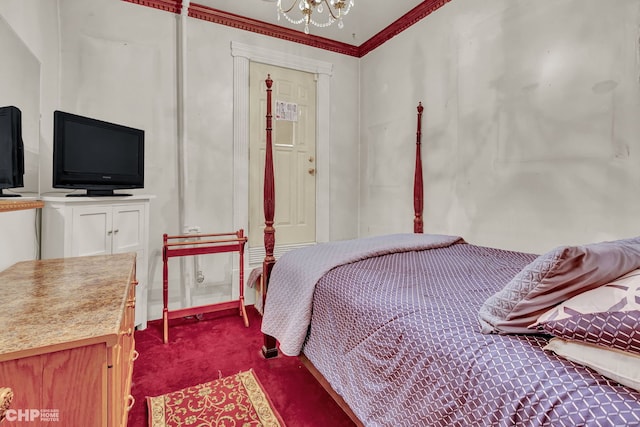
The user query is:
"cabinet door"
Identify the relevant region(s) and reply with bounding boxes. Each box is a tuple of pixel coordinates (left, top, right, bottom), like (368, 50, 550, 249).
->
(42, 344, 107, 427)
(112, 204, 144, 254)
(71, 206, 113, 257)
(0, 356, 43, 419)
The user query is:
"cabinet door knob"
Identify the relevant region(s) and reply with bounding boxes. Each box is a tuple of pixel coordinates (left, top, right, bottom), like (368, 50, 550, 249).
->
(113, 229, 119, 234)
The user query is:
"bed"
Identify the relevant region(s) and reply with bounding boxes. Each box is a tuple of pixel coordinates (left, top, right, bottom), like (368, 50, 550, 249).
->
(257, 75, 640, 426)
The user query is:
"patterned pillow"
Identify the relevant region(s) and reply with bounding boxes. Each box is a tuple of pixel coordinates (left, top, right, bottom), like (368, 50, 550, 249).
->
(544, 337, 640, 392)
(478, 237, 640, 334)
(534, 269, 640, 354)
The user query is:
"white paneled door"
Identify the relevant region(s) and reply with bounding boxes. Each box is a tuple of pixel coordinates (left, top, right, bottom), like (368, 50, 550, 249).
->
(249, 62, 317, 249)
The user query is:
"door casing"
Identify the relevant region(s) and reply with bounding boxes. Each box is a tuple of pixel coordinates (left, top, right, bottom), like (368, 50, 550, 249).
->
(231, 42, 333, 271)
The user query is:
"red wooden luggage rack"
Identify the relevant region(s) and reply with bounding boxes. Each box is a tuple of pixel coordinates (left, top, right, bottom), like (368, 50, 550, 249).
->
(162, 229, 248, 344)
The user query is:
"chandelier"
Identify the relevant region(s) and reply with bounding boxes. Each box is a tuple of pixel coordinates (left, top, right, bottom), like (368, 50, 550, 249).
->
(276, 0, 355, 34)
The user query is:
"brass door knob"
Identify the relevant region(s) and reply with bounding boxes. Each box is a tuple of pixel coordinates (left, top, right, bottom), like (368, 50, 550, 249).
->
(308, 168, 316, 176)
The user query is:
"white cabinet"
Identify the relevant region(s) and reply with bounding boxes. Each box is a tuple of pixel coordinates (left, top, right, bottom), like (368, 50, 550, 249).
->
(69, 204, 144, 257)
(41, 195, 153, 329)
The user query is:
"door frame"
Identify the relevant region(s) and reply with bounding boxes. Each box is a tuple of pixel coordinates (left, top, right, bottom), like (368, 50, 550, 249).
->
(231, 41, 332, 266)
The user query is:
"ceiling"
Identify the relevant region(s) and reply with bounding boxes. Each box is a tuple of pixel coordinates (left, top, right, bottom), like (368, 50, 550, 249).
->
(195, 0, 425, 45)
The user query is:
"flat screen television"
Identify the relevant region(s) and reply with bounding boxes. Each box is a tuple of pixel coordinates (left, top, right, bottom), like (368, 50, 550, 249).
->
(53, 110, 144, 197)
(0, 106, 24, 197)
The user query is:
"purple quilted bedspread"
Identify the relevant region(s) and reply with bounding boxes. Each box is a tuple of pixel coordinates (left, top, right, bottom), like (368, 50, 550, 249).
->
(262, 233, 462, 356)
(296, 242, 640, 426)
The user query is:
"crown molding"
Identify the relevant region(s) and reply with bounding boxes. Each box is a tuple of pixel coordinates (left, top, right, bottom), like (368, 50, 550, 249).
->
(122, 0, 182, 14)
(189, 3, 360, 57)
(122, 0, 451, 57)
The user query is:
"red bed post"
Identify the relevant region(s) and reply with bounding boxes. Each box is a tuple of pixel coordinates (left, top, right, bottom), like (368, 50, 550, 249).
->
(262, 74, 279, 359)
(413, 102, 424, 234)
(162, 233, 169, 343)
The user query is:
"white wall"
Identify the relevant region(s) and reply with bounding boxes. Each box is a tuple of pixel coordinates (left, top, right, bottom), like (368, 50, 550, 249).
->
(360, 0, 640, 254)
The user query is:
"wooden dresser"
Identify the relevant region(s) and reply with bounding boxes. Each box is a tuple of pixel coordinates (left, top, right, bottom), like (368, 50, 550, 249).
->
(0, 253, 137, 426)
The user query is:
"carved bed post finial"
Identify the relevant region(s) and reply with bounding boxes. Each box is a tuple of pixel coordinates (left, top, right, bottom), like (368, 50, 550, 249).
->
(262, 74, 279, 358)
(414, 102, 424, 234)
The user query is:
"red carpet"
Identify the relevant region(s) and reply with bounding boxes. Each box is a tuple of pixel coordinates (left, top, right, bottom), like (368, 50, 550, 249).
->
(128, 307, 356, 426)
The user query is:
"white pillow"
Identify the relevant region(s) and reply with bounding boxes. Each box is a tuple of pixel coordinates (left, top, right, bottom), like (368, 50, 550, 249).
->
(544, 338, 640, 392)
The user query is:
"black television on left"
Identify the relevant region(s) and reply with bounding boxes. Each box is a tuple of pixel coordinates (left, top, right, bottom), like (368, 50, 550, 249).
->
(0, 106, 24, 197)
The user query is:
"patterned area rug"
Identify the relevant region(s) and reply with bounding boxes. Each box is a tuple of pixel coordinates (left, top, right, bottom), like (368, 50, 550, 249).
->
(147, 369, 285, 426)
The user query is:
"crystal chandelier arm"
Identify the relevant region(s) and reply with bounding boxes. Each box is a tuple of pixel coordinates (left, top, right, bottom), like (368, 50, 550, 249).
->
(322, 0, 339, 20)
(278, 0, 308, 25)
(279, 0, 300, 14)
(324, 0, 354, 19)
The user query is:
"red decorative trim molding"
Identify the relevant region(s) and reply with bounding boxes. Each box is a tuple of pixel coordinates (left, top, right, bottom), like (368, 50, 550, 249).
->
(122, 0, 182, 14)
(359, 0, 452, 56)
(188, 3, 360, 57)
(123, 0, 452, 57)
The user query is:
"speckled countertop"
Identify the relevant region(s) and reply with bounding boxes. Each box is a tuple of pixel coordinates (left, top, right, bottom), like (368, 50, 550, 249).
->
(0, 253, 136, 360)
